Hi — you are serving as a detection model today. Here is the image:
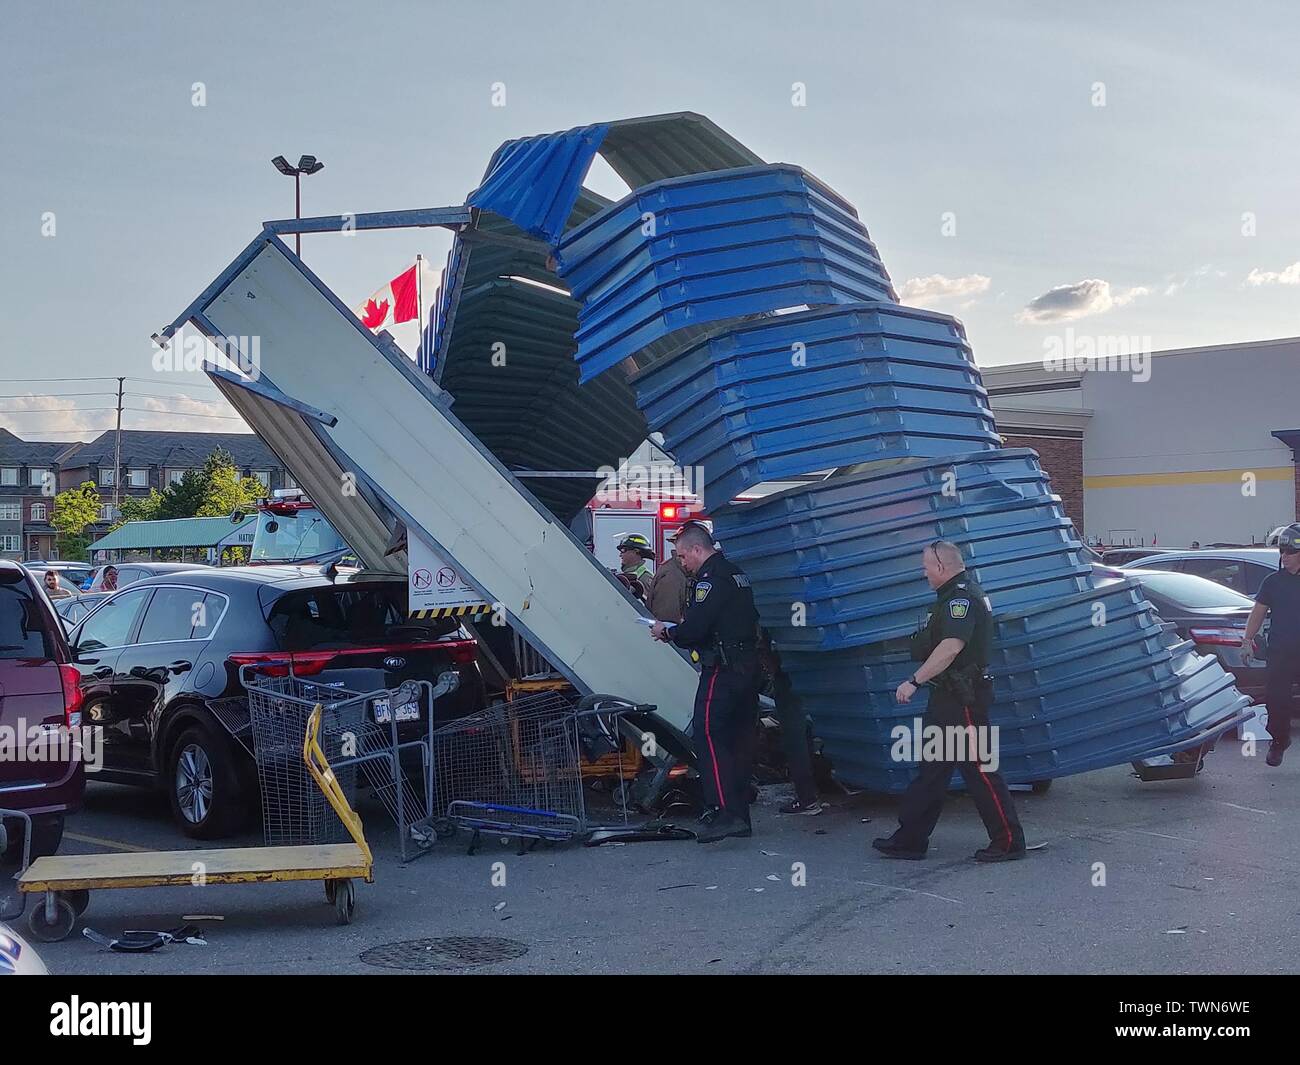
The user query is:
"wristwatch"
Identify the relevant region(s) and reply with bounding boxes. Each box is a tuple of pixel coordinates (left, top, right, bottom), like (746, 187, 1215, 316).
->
(907, 675, 920, 687)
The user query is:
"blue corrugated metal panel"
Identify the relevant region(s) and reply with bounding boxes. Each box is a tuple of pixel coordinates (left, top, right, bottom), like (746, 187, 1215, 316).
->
(713, 449, 1092, 650)
(781, 581, 1252, 792)
(467, 124, 609, 244)
(632, 303, 1000, 509)
(555, 164, 897, 381)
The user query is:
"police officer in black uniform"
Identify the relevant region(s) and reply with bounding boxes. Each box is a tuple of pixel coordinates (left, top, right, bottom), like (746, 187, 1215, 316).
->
(1243, 523, 1300, 766)
(873, 540, 1026, 862)
(650, 522, 761, 843)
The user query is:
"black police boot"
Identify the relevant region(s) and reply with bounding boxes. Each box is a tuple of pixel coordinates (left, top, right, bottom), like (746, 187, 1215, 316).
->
(1266, 742, 1288, 767)
(696, 811, 751, 844)
(871, 835, 926, 860)
(973, 840, 1027, 862)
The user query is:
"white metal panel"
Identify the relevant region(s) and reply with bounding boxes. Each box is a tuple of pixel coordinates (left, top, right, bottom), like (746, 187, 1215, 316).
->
(201, 241, 698, 726)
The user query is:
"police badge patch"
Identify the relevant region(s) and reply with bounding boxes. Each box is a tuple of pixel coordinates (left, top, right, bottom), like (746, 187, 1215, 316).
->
(695, 581, 712, 603)
(949, 598, 970, 619)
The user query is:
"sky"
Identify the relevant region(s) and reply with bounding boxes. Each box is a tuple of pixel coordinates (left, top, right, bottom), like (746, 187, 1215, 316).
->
(1, 0, 1297, 440)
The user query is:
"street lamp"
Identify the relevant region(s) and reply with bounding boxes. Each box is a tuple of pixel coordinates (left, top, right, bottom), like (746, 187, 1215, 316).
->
(271, 154, 325, 257)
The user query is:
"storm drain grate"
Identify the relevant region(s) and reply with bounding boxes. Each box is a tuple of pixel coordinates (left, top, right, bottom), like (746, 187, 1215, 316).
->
(360, 936, 529, 971)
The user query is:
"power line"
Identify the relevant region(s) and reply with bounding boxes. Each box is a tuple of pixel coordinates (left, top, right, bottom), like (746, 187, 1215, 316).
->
(124, 377, 222, 392)
(122, 406, 245, 420)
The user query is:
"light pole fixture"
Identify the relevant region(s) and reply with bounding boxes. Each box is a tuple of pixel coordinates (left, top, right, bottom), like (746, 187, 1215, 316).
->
(271, 154, 325, 257)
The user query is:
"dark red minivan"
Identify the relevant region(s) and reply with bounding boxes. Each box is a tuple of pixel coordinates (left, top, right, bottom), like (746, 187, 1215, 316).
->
(0, 560, 85, 859)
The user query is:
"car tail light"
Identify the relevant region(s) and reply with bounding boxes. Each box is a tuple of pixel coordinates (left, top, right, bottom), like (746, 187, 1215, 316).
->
(1189, 626, 1246, 647)
(442, 639, 479, 665)
(59, 664, 83, 727)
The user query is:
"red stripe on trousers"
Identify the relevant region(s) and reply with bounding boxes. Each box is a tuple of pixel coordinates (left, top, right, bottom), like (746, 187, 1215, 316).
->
(703, 667, 726, 809)
(964, 704, 1012, 849)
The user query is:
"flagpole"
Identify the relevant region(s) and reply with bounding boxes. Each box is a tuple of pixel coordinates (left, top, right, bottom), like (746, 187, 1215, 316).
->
(416, 253, 424, 372)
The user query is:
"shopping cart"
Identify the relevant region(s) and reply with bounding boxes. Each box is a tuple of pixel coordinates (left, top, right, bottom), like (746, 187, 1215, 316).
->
(431, 690, 650, 853)
(242, 663, 459, 862)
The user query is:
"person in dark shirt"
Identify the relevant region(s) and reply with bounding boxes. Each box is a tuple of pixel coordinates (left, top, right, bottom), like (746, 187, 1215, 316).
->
(650, 522, 761, 843)
(873, 540, 1026, 862)
(1243, 524, 1300, 766)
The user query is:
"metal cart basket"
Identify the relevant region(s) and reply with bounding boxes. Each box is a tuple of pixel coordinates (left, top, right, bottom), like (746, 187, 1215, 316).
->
(243, 664, 458, 862)
(431, 690, 642, 853)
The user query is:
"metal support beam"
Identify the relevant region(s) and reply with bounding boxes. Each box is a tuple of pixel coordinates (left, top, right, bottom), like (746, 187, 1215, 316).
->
(262, 206, 471, 236)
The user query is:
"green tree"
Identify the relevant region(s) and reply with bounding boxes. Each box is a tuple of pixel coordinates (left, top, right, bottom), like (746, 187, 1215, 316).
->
(51, 481, 102, 561)
(146, 448, 262, 520)
(156, 469, 207, 519)
(195, 449, 263, 517)
(115, 488, 164, 528)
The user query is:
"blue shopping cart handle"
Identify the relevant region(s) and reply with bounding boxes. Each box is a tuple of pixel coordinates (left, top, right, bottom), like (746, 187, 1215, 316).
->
(456, 800, 569, 821)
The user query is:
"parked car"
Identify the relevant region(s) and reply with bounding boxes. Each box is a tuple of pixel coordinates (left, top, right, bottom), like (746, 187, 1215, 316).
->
(64, 567, 488, 838)
(1094, 564, 1295, 712)
(0, 560, 85, 861)
(1120, 548, 1280, 597)
(1099, 547, 1162, 567)
(24, 567, 85, 599)
(28, 562, 92, 582)
(55, 592, 112, 627)
(85, 561, 210, 593)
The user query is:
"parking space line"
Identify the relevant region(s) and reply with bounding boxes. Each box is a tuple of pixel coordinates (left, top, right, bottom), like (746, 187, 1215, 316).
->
(65, 830, 152, 853)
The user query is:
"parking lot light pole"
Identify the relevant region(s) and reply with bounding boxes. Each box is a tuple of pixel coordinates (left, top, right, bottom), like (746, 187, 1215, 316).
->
(271, 154, 325, 257)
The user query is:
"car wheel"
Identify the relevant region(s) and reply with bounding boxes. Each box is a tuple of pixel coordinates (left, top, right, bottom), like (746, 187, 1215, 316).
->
(28, 814, 65, 860)
(1030, 779, 1053, 795)
(168, 723, 249, 839)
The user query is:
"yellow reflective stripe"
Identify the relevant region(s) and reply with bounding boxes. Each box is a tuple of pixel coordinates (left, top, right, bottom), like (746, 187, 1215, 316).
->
(1084, 467, 1293, 489)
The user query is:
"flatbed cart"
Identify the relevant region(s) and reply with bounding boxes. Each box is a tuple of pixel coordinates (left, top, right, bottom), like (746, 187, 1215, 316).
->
(6, 704, 372, 943)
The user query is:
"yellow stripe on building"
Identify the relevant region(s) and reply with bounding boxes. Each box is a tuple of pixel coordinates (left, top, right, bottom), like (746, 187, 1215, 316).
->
(1084, 467, 1293, 489)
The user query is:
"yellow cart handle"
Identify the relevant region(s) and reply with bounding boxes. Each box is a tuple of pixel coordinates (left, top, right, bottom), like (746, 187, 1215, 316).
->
(303, 704, 373, 867)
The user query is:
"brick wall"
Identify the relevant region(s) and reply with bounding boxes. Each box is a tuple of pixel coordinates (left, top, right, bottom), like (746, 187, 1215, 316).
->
(1001, 433, 1085, 535)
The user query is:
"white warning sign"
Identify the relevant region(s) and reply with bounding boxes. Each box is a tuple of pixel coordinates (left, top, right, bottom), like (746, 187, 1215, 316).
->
(408, 532, 489, 616)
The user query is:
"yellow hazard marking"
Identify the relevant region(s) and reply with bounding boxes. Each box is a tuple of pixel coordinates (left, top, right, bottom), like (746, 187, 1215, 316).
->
(410, 606, 490, 619)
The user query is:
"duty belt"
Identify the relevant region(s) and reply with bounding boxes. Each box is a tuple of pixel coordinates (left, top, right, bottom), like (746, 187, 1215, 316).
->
(711, 640, 758, 667)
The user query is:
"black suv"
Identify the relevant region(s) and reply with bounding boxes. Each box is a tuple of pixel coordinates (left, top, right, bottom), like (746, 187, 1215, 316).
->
(65, 566, 487, 838)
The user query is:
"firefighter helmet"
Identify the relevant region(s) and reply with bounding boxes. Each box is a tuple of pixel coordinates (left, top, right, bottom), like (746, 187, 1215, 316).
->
(615, 533, 655, 559)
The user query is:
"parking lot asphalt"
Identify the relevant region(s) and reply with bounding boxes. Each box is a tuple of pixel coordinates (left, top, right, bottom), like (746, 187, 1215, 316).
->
(5, 740, 1297, 975)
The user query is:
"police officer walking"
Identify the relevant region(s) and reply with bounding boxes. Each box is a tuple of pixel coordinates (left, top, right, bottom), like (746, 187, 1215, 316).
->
(873, 540, 1026, 862)
(650, 522, 761, 843)
(1243, 523, 1300, 766)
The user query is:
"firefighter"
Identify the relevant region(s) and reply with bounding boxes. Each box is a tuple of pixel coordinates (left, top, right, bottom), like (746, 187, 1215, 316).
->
(646, 526, 690, 623)
(1243, 523, 1300, 766)
(650, 522, 761, 843)
(616, 533, 655, 585)
(873, 540, 1026, 862)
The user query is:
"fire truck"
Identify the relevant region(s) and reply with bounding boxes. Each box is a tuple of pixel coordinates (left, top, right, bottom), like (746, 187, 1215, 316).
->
(240, 489, 351, 566)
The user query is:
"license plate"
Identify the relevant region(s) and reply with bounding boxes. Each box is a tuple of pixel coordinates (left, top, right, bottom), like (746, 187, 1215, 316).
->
(373, 698, 420, 724)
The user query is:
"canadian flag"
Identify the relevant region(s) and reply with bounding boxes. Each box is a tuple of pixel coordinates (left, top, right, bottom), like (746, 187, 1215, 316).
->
(357, 263, 420, 332)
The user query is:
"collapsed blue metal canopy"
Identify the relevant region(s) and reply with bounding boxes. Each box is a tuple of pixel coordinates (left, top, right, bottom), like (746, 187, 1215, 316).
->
(434, 112, 1252, 790)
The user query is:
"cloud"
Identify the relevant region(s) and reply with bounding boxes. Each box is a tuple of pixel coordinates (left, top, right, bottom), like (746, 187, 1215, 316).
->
(1015, 279, 1149, 323)
(1245, 262, 1300, 287)
(897, 273, 991, 308)
(0, 391, 244, 438)
(1163, 264, 1225, 295)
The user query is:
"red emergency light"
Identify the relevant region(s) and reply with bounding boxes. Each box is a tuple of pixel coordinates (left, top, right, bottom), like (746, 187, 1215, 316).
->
(660, 504, 680, 520)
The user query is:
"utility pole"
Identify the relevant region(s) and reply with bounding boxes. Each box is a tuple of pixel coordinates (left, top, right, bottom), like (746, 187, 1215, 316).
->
(113, 376, 124, 517)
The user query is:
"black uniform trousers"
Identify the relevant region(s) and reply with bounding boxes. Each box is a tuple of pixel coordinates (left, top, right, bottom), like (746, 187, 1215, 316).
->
(894, 683, 1024, 852)
(691, 660, 760, 821)
(1264, 652, 1300, 748)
